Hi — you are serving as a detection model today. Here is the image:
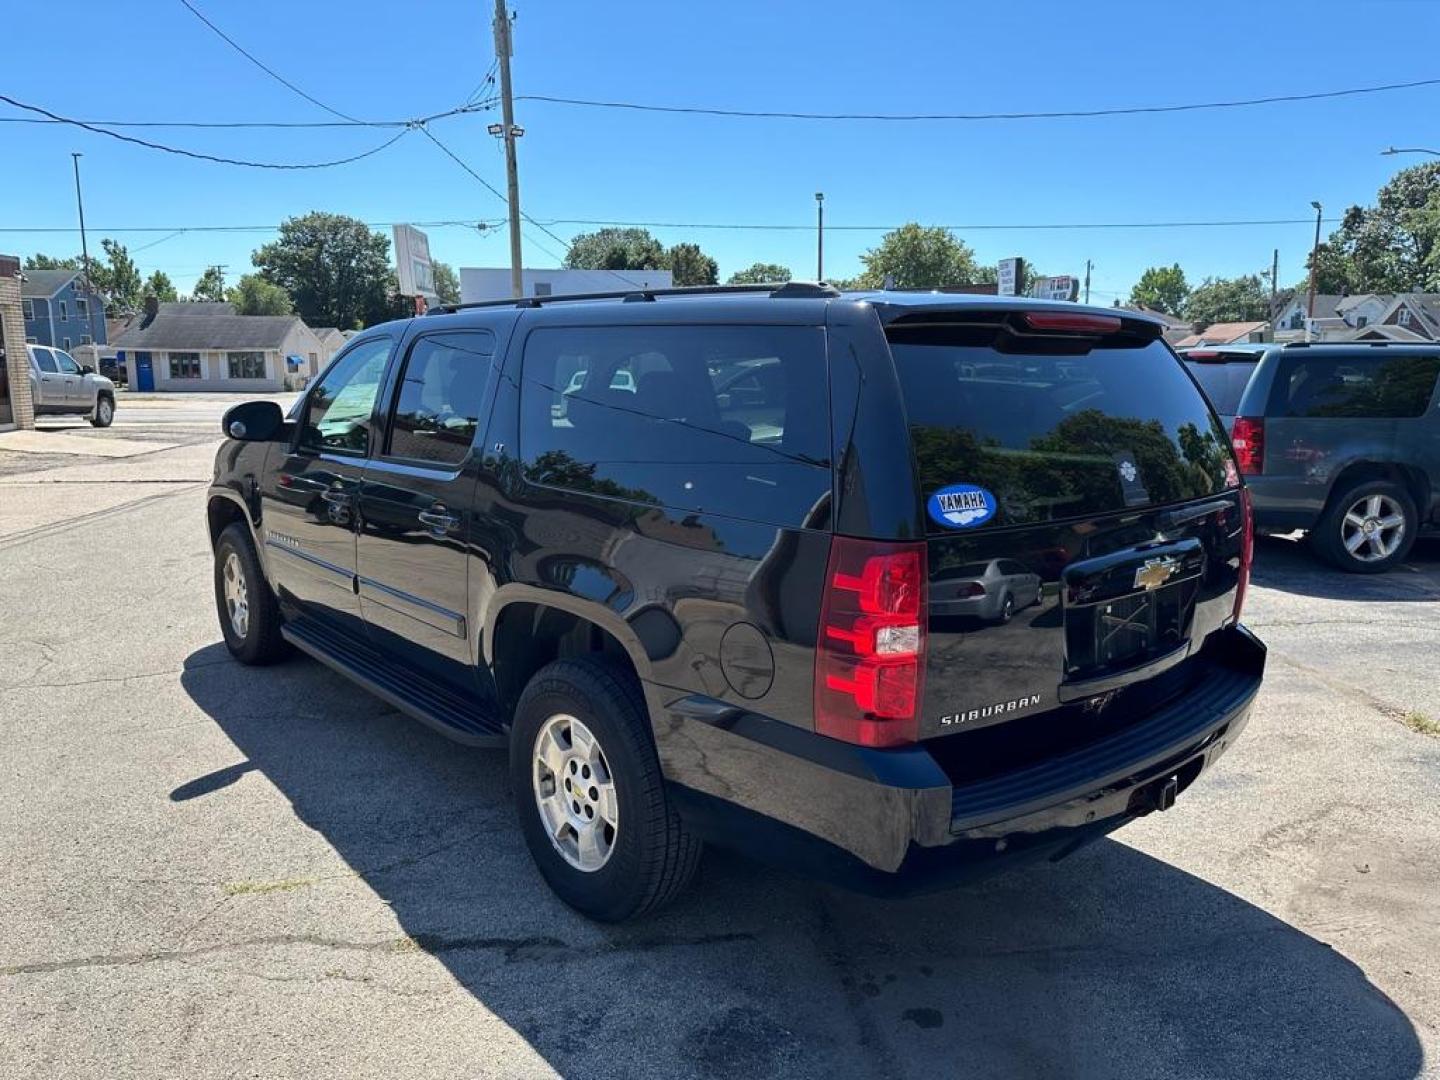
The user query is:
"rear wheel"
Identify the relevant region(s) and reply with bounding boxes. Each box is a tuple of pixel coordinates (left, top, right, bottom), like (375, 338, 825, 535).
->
(996, 593, 1015, 623)
(1311, 479, 1417, 574)
(214, 522, 289, 663)
(90, 394, 114, 427)
(511, 658, 701, 921)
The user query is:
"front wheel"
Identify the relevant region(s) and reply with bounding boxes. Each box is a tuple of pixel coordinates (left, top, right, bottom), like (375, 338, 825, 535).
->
(214, 522, 289, 664)
(510, 658, 701, 921)
(1311, 480, 1417, 574)
(90, 394, 114, 428)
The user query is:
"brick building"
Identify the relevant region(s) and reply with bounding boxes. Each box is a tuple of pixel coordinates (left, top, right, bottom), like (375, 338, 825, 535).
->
(1, 255, 35, 431)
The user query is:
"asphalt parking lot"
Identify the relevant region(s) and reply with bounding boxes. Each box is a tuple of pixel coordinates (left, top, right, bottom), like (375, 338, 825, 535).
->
(1, 429, 1437, 1080)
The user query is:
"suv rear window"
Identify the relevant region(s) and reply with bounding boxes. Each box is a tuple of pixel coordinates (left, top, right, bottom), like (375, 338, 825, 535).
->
(1182, 353, 1262, 415)
(890, 328, 1231, 528)
(1268, 352, 1440, 418)
(518, 324, 830, 526)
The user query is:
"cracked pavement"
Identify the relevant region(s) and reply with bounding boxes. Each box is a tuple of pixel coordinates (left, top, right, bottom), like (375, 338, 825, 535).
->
(1, 429, 1438, 1079)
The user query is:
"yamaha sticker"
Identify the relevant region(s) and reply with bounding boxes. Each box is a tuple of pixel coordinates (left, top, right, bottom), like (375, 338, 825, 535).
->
(927, 483, 997, 529)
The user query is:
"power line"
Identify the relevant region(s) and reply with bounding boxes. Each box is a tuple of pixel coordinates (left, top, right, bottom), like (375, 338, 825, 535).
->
(176, 0, 363, 123)
(0, 100, 499, 131)
(0, 93, 413, 169)
(1, 220, 503, 235)
(517, 76, 1440, 122)
(534, 216, 1342, 233)
(414, 126, 643, 287)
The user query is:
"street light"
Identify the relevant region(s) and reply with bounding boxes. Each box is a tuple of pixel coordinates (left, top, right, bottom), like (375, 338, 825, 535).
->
(815, 192, 824, 281)
(1382, 146, 1440, 157)
(1306, 200, 1323, 339)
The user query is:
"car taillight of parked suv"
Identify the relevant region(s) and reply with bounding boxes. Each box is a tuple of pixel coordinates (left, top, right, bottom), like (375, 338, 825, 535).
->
(1231, 341, 1440, 572)
(207, 284, 1265, 920)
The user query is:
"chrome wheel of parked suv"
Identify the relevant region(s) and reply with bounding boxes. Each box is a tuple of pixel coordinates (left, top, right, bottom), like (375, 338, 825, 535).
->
(511, 658, 700, 921)
(1313, 480, 1418, 574)
(1341, 493, 1406, 562)
(213, 522, 290, 664)
(532, 713, 619, 872)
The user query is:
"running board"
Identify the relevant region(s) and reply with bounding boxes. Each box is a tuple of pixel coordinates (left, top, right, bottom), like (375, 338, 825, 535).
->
(282, 618, 506, 747)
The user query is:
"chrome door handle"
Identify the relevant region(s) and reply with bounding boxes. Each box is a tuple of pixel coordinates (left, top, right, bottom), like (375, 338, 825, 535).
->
(417, 508, 458, 532)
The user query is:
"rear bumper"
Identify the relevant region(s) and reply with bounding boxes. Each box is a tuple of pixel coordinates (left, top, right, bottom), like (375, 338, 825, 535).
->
(1244, 475, 1325, 532)
(655, 626, 1265, 894)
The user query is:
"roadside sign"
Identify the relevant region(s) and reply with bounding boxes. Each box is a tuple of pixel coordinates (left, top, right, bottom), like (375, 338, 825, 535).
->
(1030, 275, 1078, 302)
(997, 257, 1022, 297)
(393, 224, 437, 300)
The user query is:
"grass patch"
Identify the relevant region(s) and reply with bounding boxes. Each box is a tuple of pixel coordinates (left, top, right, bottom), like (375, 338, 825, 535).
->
(1402, 712, 1440, 737)
(222, 876, 318, 896)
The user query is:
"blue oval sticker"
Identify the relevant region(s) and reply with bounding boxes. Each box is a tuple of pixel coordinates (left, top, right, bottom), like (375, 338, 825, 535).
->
(927, 483, 997, 530)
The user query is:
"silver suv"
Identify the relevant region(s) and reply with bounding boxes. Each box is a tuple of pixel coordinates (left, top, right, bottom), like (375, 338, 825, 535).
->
(27, 344, 116, 427)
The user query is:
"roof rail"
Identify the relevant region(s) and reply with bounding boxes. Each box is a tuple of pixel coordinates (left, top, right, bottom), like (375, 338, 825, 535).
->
(424, 280, 842, 315)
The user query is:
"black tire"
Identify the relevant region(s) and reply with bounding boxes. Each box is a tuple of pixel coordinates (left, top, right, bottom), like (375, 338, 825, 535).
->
(510, 657, 701, 921)
(996, 593, 1015, 624)
(214, 522, 289, 664)
(1310, 479, 1418, 574)
(90, 394, 114, 428)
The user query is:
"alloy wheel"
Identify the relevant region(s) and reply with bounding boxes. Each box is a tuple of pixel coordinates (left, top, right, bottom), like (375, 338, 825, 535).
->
(532, 713, 618, 872)
(222, 552, 250, 639)
(1341, 494, 1406, 563)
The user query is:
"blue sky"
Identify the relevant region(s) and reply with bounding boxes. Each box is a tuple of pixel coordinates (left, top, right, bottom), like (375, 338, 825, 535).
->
(3, 0, 1439, 302)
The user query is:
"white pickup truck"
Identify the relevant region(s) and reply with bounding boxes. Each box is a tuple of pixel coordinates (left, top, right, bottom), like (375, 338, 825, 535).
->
(27, 344, 116, 427)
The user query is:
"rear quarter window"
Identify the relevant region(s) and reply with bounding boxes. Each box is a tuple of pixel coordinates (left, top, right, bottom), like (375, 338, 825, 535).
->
(890, 329, 1232, 529)
(1268, 353, 1440, 418)
(518, 324, 831, 526)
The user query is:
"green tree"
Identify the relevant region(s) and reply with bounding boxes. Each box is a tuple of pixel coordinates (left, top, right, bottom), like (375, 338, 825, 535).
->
(857, 223, 984, 289)
(190, 265, 228, 303)
(728, 262, 792, 285)
(142, 271, 178, 304)
(24, 254, 81, 271)
(664, 242, 718, 286)
(563, 227, 667, 271)
(252, 212, 398, 329)
(227, 273, 293, 315)
(1127, 263, 1190, 314)
(88, 239, 142, 315)
(1182, 274, 1270, 326)
(432, 261, 461, 305)
(1310, 162, 1440, 293)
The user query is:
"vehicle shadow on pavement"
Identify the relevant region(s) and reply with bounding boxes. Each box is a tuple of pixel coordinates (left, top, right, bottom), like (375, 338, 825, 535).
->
(179, 644, 1422, 1080)
(1251, 535, 1440, 602)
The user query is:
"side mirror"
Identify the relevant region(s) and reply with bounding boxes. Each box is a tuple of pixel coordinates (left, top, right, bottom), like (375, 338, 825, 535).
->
(222, 400, 285, 442)
(81, 364, 96, 375)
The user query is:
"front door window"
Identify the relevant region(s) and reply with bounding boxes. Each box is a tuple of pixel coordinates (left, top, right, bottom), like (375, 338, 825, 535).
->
(299, 337, 392, 456)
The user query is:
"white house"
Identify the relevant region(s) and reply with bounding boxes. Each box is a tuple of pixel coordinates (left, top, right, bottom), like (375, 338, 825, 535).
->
(110, 303, 324, 392)
(1270, 293, 1412, 342)
(460, 267, 674, 304)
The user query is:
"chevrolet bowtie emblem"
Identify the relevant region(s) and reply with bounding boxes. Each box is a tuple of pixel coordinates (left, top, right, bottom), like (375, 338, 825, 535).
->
(1134, 556, 1180, 591)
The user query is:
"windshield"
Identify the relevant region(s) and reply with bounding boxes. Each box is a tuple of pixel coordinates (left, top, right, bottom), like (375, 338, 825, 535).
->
(890, 330, 1232, 530)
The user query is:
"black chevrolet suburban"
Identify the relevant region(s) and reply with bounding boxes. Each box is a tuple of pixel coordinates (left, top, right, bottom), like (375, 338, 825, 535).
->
(208, 284, 1265, 921)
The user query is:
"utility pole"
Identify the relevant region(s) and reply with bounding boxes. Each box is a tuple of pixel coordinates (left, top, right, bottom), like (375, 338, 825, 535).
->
(815, 192, 824, 281)
(1270, 246, 1279, 319)
(1306, 201, 1322, 341)
(1083, 259, 1092, 304)
(493, 0, 523, 298)
(71, 153, 91, 290)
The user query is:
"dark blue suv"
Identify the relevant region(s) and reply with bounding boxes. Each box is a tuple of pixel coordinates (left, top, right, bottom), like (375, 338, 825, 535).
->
(207, 284, 1264, 920)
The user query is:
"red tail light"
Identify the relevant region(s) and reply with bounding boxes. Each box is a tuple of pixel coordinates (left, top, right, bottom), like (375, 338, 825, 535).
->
(814, 537, 927, 748)
(957, 582, 986, 598)
(1231, 416, 1264, 475)
(1233, 486, 1254, 624)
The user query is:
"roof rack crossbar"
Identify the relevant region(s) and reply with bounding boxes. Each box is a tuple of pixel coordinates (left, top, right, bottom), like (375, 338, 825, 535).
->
(424, 280, 841, 315)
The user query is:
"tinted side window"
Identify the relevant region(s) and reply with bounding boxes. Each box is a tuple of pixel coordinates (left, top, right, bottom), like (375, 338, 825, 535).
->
(32, 349, 58, 373)
(300, 337, 392, 455)
(386, 331, 495, 465)
(1271, 354, 1440, 418)
(519, 324, 831, 526)
(53, 350, 81, 374)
